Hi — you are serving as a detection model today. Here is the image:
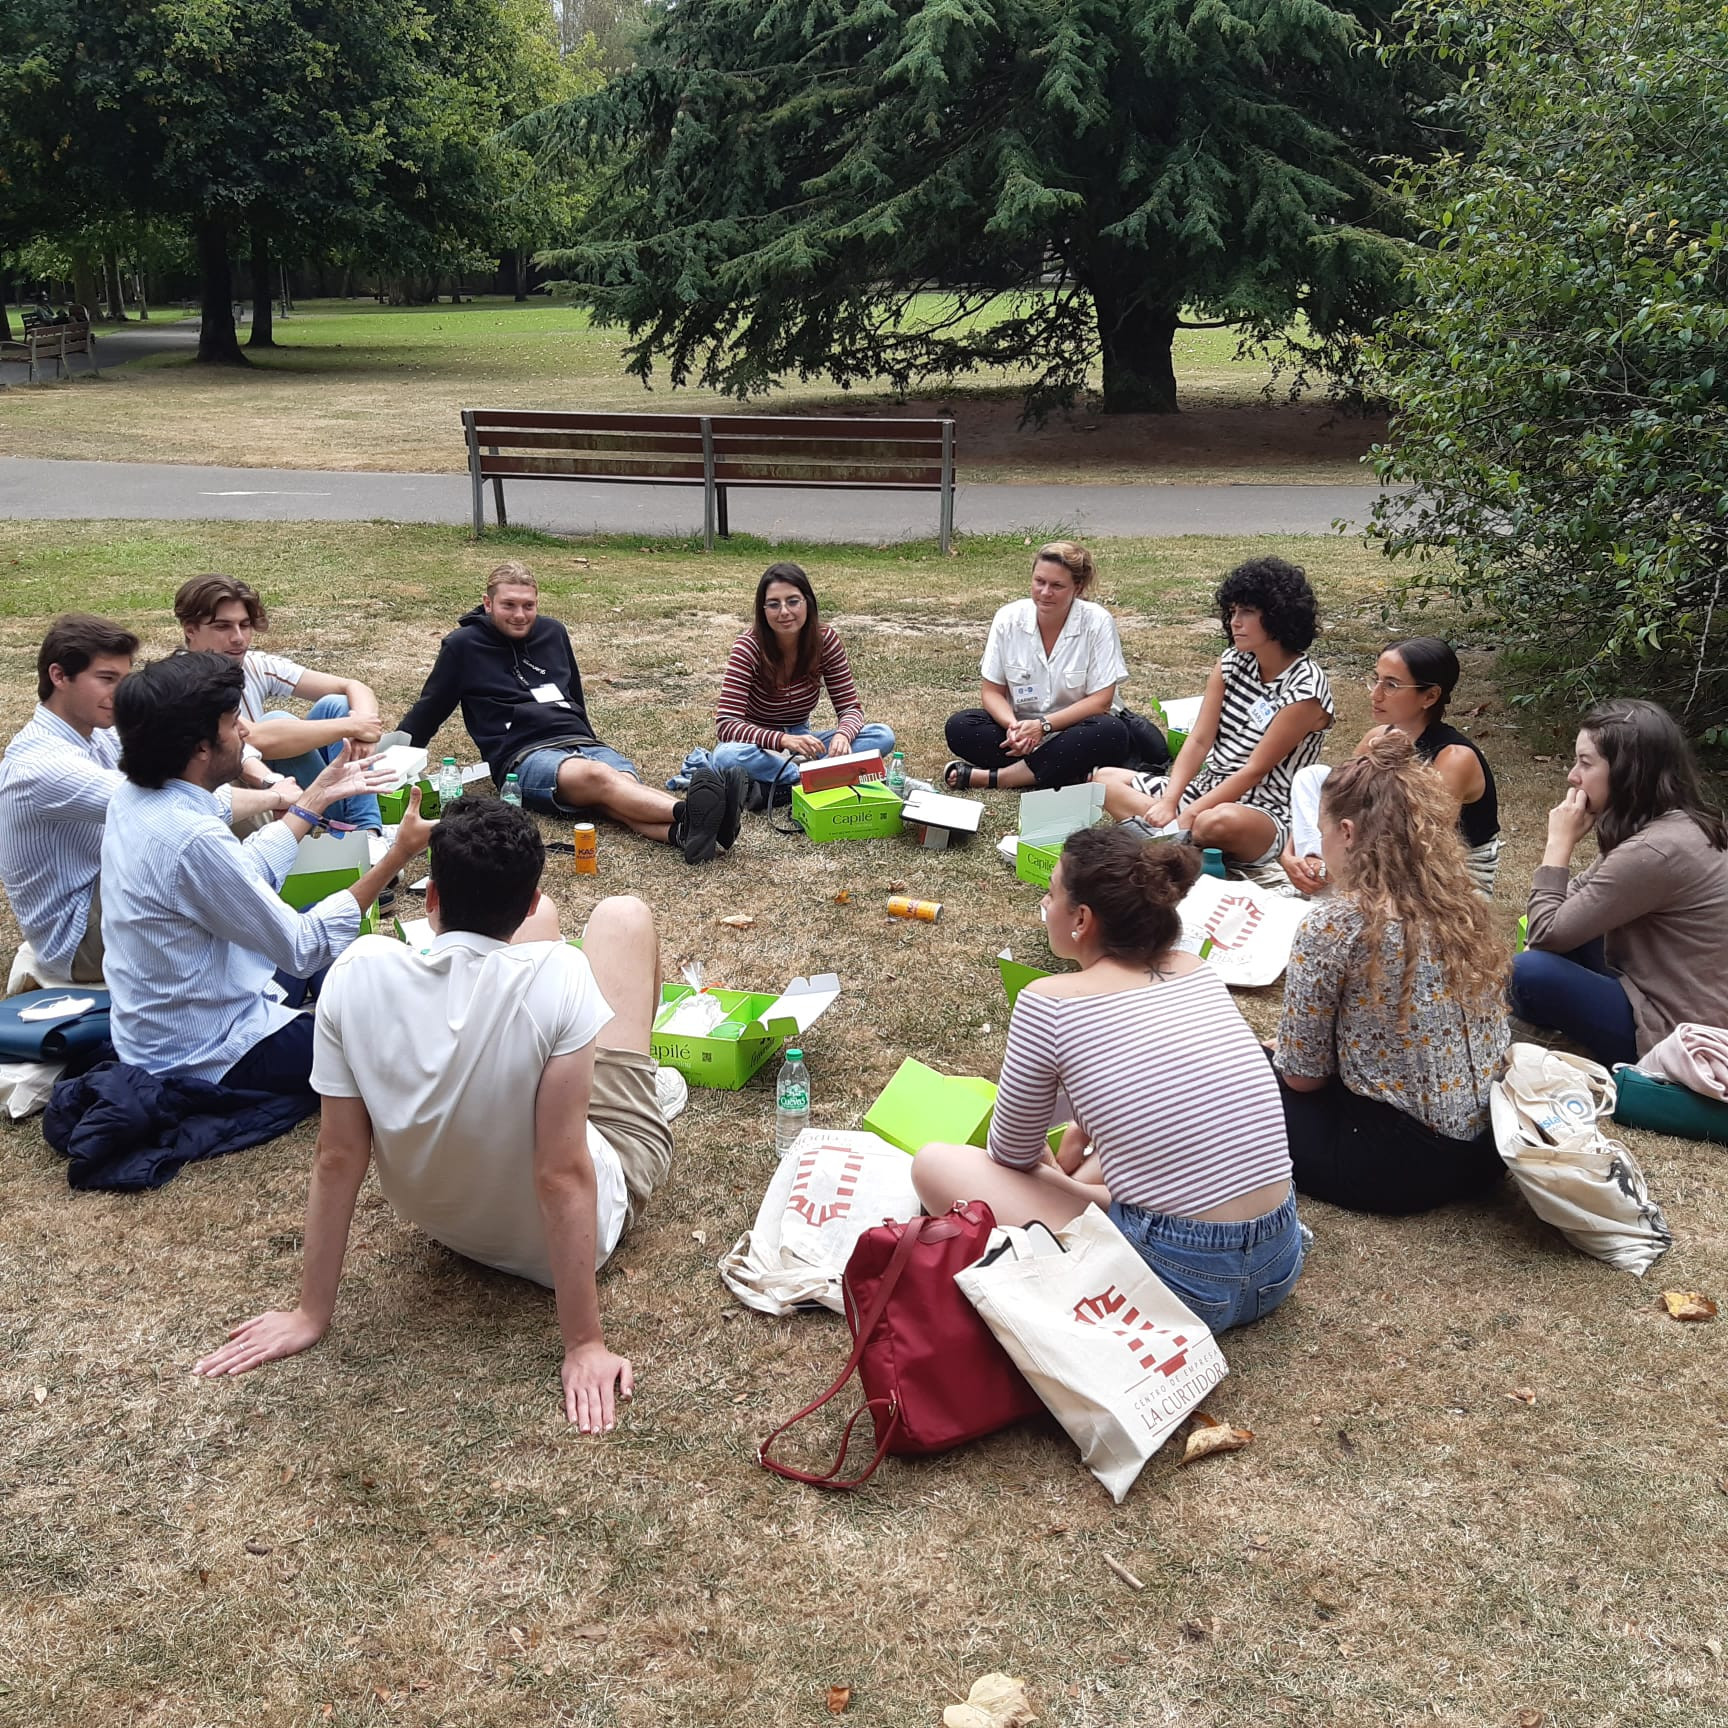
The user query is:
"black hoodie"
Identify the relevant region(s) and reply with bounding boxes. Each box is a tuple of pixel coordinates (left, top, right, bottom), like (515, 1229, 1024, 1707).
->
(400, 604, 603, 785)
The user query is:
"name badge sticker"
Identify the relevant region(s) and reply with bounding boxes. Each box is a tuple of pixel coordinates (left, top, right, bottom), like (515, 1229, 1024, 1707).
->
(1247, 695, 1277, 730)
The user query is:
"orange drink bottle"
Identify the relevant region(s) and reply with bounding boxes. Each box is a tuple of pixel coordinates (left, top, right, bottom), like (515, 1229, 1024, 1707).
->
(573, 823, 599, 875)
(887, 896, 942, 922)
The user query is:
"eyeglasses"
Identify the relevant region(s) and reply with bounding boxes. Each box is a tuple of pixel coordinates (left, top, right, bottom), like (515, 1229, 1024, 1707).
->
(1364, 676, 1437, 695)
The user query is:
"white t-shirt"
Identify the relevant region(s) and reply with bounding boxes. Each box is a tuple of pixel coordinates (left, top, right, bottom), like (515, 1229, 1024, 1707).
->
(311, 931, 629, 1287)
(979, 597, 1129, 718)
(240, 650, 310, 721)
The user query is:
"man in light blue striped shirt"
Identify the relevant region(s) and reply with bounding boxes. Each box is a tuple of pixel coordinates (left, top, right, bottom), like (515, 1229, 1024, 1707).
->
(102, 653, 431, 1089)
(0, 616, 140, 982)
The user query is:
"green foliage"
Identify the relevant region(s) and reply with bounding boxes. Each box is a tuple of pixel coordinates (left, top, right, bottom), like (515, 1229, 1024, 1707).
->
(524, 0, 1437, 414)
(1369, 0, 1728, 733)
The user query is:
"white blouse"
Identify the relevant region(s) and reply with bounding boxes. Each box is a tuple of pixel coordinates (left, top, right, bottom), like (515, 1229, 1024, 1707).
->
(979, 598, 1129, 719)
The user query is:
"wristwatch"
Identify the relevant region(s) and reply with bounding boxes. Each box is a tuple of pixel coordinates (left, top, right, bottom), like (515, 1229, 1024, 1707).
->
(1039, 717, 1054, 737)
(258, 771, 284, 788)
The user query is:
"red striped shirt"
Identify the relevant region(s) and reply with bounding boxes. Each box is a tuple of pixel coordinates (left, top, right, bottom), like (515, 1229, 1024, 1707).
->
(715, 625, 866, 749)
(988, 970, 1291, 1215)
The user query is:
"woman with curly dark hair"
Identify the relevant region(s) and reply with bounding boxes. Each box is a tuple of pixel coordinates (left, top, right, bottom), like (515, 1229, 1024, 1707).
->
(1094, 555, 1333, 874)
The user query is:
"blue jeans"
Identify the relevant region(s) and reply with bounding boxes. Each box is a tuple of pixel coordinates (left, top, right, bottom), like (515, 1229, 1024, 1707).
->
(514, 741, 640, 817)
(712, 721, 897, 787)
(1510, 940, 1639, 1068)
(1107, 1187, 1305, 1333)
(264, 694, 381, 831)
(221, 1012, 316, 1096)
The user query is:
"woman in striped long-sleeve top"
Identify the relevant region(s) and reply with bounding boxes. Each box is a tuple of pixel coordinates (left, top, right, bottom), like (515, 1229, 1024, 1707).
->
(912, 824, 1307, 1333)
(709, 563, 895, 801)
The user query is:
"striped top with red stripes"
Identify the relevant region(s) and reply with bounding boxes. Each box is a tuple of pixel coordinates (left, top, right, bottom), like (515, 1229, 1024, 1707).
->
(988, 968, 1291, 1215)
(715, 626, 866, 750)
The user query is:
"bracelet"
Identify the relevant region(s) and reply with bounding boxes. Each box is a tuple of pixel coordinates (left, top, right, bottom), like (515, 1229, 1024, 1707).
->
(287, 804, 322, 825)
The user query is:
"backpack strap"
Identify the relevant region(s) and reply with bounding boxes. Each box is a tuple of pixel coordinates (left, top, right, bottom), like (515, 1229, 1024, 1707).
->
(756, 1214, 930, 1488)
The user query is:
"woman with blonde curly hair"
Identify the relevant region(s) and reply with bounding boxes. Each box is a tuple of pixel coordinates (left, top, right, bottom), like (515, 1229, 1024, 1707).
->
(1273, 730, 1510, 1213)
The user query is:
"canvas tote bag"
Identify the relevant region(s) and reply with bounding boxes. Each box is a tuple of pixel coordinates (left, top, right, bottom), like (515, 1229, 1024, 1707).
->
(1490, 1042, 1672, 1276)
(955, 1205, 1228, 1503)
(719, 1128, 920, 1316)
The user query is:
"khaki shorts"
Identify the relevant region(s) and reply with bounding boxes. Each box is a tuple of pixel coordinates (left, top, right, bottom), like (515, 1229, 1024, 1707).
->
(70, 879, 105, 985)
(591, 1045, 674, 1234)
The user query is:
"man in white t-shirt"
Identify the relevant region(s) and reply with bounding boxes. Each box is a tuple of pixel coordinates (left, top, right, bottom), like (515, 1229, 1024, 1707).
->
(194, 799, 676, 1433)
(175, 572, 385, 831)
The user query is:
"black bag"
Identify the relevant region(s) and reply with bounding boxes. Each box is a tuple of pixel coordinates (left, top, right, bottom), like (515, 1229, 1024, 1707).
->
(1117, 706, 1172, 776)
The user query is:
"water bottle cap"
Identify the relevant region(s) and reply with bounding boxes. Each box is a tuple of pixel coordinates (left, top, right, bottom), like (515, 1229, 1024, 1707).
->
(443, 756, 457, 765)
(786, 1048, 803, 1061)
(505, 772, 519, 782)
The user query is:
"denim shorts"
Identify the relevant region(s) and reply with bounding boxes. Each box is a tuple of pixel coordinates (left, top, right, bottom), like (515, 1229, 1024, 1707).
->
(513, 742, 640, 817)
(1107, 1187, 1305, 1333)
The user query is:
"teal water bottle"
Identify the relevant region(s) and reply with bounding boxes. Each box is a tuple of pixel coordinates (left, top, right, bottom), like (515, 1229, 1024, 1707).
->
(1202, 847, 1227, 879)
(775, 1048, 811, 1156)
(500, 772, 522, 808)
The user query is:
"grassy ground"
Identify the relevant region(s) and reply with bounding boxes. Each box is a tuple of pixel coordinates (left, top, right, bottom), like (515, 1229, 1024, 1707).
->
(1, 522, 1723, 1728)
(0, 297, 1381, 486)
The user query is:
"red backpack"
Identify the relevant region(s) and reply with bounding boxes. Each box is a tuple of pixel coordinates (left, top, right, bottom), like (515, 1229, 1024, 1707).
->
(758, 1202, 1044, 1488)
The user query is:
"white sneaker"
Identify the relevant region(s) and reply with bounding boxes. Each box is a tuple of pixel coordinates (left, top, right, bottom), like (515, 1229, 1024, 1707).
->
(654, 1065, 689, 1125)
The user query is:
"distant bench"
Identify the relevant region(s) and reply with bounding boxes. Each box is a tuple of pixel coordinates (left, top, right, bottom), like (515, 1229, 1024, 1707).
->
(461, 408, 957, 552)
(3, 309, 99, 384)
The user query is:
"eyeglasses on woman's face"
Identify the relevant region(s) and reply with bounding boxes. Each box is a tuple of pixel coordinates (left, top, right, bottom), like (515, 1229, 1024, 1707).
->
(1363, 675, 1436, 695)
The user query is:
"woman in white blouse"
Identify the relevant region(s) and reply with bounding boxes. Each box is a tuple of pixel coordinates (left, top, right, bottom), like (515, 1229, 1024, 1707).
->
(943, 541, 1132, 790)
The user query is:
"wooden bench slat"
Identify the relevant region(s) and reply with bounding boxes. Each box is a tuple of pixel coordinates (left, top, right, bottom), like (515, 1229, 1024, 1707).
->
(473, 428, 708, 456)
(477, 454, 709, 481)
(465, 408, 709, 434)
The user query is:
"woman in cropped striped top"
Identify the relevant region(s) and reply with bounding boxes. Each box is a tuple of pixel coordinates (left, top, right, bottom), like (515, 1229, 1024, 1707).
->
(708, 562, 895, 802)
(912, 824, 1306, 1332)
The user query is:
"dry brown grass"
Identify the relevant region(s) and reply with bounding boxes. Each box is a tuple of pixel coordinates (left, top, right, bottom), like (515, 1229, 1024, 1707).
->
(0, 299, 1379, 486)
(1, 521, 1724, 1728)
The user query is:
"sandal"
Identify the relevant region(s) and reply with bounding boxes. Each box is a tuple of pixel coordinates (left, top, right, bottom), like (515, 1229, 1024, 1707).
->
(943, 760, 998, 792)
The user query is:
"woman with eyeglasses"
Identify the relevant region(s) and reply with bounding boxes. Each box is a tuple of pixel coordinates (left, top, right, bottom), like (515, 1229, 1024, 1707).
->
(1093, 555, 1333, 877)
(943, 540, 1133, 791)
(1281, 638, 1501, 896)
(1510, 699, 1728, 1068)
(708, 562, 896, 807)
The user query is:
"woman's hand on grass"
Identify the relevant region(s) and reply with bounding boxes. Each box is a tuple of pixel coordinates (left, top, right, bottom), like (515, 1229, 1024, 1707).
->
(193, 1308, 326, 1377)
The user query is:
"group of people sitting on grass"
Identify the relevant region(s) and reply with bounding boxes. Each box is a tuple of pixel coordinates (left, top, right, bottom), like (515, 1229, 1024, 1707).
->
(1, 546, 1724, 1430)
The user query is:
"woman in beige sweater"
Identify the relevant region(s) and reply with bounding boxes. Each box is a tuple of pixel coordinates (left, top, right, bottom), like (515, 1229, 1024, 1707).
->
(1510, 700, 1728, 1065)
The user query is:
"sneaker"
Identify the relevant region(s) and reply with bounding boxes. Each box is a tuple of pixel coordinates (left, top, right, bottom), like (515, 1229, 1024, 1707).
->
(654, 1065, 689, 1125)
(678, 767, 728, 864)
(716, 767, 748, 850)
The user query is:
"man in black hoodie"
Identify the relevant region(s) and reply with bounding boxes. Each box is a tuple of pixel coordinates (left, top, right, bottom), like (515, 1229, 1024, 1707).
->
(400, 561, 743, 863)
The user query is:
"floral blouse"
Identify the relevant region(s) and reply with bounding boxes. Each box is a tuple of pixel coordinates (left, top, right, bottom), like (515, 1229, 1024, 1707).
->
(1275, 899, 1508, 1140)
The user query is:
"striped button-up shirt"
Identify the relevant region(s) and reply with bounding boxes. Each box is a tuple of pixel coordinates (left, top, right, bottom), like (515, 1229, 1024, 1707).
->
(101, 778, 360, 1080)
(0, 705, 124, 975)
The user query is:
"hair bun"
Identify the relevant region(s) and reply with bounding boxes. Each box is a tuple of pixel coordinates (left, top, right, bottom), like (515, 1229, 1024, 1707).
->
(1361, 725, 1417, 770)
(1132, 836, 1204, 903)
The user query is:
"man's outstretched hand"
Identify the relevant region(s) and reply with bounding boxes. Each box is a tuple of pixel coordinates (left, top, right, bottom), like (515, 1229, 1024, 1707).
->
(562, 1341, 633, 1433)
(193, 1308, 326, 1378)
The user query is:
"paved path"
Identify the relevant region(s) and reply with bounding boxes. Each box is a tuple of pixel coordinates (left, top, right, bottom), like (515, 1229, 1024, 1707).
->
(1, 320, 198, 387)
(0, 454, 1384, 540)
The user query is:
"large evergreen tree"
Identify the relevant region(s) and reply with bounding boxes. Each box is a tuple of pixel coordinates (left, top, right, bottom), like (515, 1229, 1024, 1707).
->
(527, 0, 1433, 413)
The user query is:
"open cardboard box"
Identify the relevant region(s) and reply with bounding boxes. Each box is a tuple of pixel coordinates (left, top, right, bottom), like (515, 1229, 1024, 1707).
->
(793, 780, 904, 842)
(1149, 695, 1204, 758)
(651, 972, 841, 1090)
(1003, 781, 1105, 888)
(900, 787, 984, 851)
(862, 1057, 998, 1152)
(279, 832, 378, 934)
(798, 749, 885, 794)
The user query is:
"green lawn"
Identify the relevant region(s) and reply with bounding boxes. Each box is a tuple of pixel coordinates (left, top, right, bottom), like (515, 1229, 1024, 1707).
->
(0, 296, 1381, 485)
(0, 520, 1721, 1728)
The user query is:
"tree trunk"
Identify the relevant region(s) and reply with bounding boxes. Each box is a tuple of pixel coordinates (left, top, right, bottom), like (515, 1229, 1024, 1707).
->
(102, 250, 126, 321)
(195, 218, 247, 366)
(512, 248, 528, 301)
(1092, 287, 1179, 414)
(248, 228, 276, 348)
(70, 250, 102, 323)
(134, 271, 150, 319)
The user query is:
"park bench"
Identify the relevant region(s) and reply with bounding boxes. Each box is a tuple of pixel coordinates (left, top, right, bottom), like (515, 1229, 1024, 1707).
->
(461, 408, 957, 552)
(2, 308, 99, 383)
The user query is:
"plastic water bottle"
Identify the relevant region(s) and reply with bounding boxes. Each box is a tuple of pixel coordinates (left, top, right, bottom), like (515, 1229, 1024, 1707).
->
(886, 750, 907, 796)
(500, 772, 522, 808)
(440, 756, 462, 805)
(775, 1047, 811, 1156)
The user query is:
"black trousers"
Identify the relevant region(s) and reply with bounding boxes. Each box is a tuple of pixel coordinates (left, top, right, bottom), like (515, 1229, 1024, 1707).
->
(944, 709, 1132, 789)
(1276, 1072, 1503, 1215)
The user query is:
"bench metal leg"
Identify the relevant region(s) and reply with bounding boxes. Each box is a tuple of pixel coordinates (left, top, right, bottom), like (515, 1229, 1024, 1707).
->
(493, 475, 508, 529)
(700, 416, 716, 551)
(716, 485, 730, 539)
(464, 413, 484, 537)
(939, 419, 955, 555)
